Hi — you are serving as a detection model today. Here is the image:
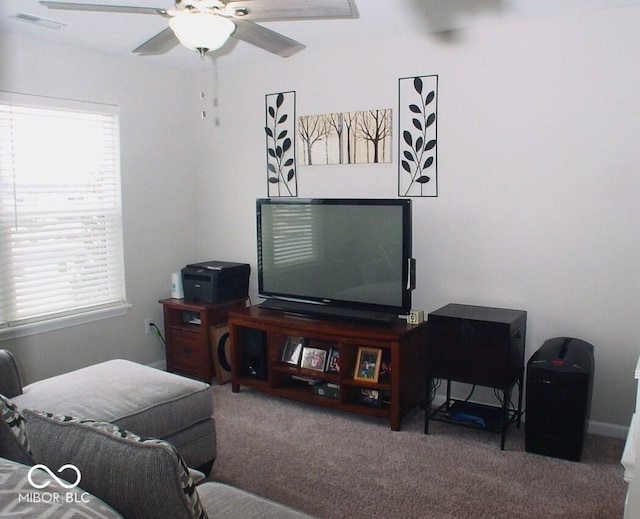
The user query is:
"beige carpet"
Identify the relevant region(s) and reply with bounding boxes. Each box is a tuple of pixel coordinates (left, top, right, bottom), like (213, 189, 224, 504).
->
(209, 385, 626, 519)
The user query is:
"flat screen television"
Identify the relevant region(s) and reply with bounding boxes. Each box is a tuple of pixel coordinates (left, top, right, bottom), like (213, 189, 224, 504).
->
(256, 198, 414, 323)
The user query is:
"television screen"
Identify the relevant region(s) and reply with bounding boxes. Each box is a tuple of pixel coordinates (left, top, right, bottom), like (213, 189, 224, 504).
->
(257, 198, 413, 323)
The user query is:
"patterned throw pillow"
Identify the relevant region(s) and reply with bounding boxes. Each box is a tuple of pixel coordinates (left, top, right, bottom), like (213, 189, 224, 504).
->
(0, 394, 30, 460)
(24, 410, 208, 519)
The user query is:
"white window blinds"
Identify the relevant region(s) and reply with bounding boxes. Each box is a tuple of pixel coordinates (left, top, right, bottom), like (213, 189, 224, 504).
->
(268, 204, 317, 268)
(0, 92, 126, 330)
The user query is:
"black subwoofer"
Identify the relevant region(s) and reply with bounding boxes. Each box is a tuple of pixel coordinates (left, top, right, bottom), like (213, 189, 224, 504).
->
(238, 327, 268, 381)
(525, 337, 594, 461)
(426, 303, 527, 389)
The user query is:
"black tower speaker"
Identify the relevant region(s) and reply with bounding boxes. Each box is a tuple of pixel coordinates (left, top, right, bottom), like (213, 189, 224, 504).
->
(525, 337, 594, 461)
(238, 327, 268, 381)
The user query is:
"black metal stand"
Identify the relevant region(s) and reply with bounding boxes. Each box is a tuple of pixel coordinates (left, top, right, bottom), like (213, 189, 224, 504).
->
(424, 371, 523, 450)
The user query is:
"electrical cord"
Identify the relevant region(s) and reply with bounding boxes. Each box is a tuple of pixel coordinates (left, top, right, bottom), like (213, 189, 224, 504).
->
(424, 377, 441, 410)
(149, 322, 166, 349)
(494, 387, 517, 414)
(462, 384, 476, 402)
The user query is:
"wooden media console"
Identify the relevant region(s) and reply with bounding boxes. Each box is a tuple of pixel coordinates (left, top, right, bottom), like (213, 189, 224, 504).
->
(228, 305, 428, 431)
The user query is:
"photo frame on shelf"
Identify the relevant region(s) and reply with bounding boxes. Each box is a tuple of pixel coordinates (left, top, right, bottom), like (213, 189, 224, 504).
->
(281, 336, 305, 366)
(300, 347, 328, 372)
(357, 388, 383, 408)
(379, 349, 392, 381)
(326, 348, 340, 374)
(354, 347, 382, 383)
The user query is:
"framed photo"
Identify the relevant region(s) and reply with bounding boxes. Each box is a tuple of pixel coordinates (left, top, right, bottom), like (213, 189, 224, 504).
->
(326, 348, 340, 374)
(281, 336, 305, 366)
(358, 388, 382, 408)
(354, 347, 382, 383)
(300, 347, 327, 372)
(379, 349, 391, 380)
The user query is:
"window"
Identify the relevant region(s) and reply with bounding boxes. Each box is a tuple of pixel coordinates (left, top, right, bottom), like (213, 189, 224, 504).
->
(0, 92, 127, 337)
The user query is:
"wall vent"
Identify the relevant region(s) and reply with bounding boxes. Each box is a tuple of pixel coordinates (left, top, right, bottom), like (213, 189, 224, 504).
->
(11, 12, 68, 30)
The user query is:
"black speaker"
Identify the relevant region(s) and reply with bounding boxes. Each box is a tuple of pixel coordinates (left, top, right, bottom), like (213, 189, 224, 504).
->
(427, 304, 527, 389)
(210, 325, 232, 385)
(525, 337, 594, 462)
(238, 327, 268, 381)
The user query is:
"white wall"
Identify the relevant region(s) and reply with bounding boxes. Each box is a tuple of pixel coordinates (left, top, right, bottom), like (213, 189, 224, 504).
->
(1, 5, 638, 432)
(0, 33, 202, 383)
(197, 7, 640, 430)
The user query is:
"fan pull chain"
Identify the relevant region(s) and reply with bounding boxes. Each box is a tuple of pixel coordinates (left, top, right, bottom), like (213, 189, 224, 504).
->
(196, 51, 219, 124)
(200, 65, 206, 120)
(212, 58, 220, 127)
(199, 49, 207, 120)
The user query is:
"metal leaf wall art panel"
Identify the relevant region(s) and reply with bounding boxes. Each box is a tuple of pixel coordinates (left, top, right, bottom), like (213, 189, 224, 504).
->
(398, 75, 438, 197)
(265, 91, 297, 197)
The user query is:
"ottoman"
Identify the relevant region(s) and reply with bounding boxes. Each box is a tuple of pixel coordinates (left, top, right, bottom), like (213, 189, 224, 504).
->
(10, 358, 216, 471)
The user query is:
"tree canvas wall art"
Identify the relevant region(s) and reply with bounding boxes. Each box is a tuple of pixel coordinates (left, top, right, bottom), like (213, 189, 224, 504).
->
(298, 108, 392, 166)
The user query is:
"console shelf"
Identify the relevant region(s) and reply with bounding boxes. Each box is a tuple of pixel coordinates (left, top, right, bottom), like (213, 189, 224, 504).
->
(427, 392, 522, 434)
(228, 305, 428, 431)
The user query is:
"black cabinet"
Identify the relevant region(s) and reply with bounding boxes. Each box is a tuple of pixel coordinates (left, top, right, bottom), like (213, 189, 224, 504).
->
(424, 303, 527, 449)
(427, 303, 526, 388)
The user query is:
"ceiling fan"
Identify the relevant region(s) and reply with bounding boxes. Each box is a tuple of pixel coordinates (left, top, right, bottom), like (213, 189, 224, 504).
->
(39, 0, 354, 59)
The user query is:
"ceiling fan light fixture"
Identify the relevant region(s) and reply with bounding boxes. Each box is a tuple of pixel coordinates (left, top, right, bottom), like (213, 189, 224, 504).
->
(169, 11, 235, 53)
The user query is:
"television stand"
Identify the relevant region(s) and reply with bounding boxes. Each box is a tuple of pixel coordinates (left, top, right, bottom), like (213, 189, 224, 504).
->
(259, 299, 397, 324)
(228, 305, 428, 431)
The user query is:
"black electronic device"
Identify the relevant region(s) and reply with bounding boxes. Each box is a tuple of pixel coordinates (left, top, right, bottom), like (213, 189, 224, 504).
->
(426, 303, 527, 389)
(181, 261, 250, 305)
(525, 337, 594, 462)
(237, 327, 268, 381)
(256, 198, 414, 323)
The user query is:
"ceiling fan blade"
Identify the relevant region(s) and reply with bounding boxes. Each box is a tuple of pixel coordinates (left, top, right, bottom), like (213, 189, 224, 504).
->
(133, 27, 180, 55)
(231, 19, 305, 57)
(224, 0, 353, 21)
(39, 1, 169, 16)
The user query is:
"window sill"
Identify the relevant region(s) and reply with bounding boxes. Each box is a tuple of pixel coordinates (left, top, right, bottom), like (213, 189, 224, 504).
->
(0, 304, 132, 342)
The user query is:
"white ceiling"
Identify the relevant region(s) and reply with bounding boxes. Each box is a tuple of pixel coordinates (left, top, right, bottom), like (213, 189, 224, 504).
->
(1, 0, 639, 71)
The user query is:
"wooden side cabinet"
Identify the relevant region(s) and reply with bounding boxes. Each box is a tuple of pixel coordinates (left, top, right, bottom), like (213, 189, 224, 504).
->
(228, 306, 428, 431)
(159, 298, 247, 382)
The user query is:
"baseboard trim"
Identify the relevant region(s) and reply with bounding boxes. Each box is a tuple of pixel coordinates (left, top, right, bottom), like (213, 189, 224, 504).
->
(589, 420, 628, 440)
